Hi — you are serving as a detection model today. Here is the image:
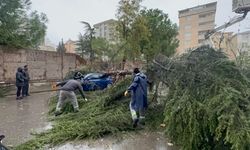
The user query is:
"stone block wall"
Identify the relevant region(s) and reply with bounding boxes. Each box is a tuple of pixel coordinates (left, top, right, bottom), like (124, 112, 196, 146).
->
(0, 47, 86, 83)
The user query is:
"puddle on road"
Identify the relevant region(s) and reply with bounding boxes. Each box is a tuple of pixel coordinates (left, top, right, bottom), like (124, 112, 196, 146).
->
(0, 84, 54, 146)
(50, 132, 177, 150)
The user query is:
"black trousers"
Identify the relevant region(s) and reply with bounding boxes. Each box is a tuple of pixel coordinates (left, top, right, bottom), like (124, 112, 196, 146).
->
(22, 83, 29, 96)
(16, 86, 22, 97)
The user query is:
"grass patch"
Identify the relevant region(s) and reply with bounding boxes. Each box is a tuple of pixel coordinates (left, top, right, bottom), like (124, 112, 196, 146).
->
(0, 86, 11, 98)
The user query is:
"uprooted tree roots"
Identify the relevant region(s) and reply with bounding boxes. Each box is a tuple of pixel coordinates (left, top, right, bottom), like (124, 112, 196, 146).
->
(153, 46, 250, 150)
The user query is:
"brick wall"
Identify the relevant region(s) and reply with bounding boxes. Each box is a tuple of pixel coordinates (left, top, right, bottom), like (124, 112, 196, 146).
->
(0, 46, 86, 82)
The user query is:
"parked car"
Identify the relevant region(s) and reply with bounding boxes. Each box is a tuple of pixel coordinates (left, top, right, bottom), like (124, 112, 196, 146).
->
(81, 73, 113, 91)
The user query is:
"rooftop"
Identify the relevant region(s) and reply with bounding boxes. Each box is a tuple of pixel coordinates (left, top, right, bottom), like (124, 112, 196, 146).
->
(93, 19, 117, 27)
(179, 2, 217, 17)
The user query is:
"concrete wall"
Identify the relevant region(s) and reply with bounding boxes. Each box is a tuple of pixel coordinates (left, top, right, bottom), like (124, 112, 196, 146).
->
(0, 46, 86, 83)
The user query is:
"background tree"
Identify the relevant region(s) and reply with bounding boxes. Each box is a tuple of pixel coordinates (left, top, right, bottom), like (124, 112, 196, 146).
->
(92, 37, 110, 60)
(116, 0, 143, 69)
(26, 11, 48, 49)
(128, 14, 150, 61)
(56, 39, 66, 53)
(233, 45, 250, 78)
(0, 0, 48, 48)
(79, 21, 95, 63)
(140, 9, 179, 63)
(136, 9, 179, 100)
(76, 33, 88, 58)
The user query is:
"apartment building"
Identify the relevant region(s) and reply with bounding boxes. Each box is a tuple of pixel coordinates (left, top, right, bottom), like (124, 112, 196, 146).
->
(177, 2, 217, 54)
(208, 31, 250, 59)
(93, 19, 117, 43)
(64, 39, 77, 53)
(211, 32, 236, 59)
(235, 31, 250, 52)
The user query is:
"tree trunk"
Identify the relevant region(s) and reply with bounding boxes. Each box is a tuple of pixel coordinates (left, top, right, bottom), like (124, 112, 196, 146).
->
(152, 81, 160, 102)
(121, 56, 126, 70)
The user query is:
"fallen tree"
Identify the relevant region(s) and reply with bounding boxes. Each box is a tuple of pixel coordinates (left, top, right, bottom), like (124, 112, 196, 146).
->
(14, 77, 164, 150)
(15, 46, 250, 150)
(153, 46, 250, 150)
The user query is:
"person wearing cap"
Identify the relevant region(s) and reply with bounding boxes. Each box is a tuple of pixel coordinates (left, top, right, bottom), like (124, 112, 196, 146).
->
(54, 78, 87, 116)
(124, 68, 148, 128)
(15, 67, 26, 100)
(22, 65, 30, 97)
(73, 71, 84, 80)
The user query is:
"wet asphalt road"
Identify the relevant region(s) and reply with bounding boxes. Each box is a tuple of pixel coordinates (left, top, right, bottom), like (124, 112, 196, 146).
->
(0, 84, 176, 150)
(0, 84, 52, 146)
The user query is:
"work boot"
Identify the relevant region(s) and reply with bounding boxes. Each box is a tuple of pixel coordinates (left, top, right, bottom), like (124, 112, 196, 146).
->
(139, 117, 146, 126)
(132, 119, 139, 128)
(54, 111, 63, 116)
(16, 97, 23, 100)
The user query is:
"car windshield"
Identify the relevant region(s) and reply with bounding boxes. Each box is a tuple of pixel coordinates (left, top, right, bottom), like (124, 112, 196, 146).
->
(84, 73, 104, 79)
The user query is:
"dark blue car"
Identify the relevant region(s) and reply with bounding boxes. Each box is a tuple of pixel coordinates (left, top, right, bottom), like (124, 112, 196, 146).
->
(81, 73, 113, 91)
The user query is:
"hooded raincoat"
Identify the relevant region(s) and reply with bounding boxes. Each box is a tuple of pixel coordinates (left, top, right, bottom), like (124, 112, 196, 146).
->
(128, 73, 148, 111)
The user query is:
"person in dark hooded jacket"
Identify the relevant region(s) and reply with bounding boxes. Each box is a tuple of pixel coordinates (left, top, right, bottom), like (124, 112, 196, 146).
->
(16, 67, 26, 100)
(124, 68, 148, 128)
(22, 65, 30, 97)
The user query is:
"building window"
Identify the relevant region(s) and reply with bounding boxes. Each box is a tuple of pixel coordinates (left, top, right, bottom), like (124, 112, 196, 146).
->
(199, 12, 214, 18)
(198, 39, 205, 44)
(186, 16, 192, 21)
(184, 40, 191, 47)
(199, 21, 214, 26)
(184, 32, 192, 40)
(242, 42, 248, 48)
(184, 25, 191, 30)
(198, 30, 208, 35)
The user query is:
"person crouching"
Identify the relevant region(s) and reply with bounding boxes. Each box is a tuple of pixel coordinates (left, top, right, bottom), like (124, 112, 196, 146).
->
(54, 79, 87, 116)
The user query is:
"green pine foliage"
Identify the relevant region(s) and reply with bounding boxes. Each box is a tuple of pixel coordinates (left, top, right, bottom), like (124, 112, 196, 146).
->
(15, 77, 164, 150)
(14, 77, 132, 150)
(159, 46, 250, 150)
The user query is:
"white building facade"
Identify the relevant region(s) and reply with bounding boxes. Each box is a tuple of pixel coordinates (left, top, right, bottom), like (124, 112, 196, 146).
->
(93, 19, 117, 43)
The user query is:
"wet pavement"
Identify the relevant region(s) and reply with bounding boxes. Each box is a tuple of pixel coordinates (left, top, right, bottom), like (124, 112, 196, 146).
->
(51, 132, 176, 150)
(0, 84, 53, 146)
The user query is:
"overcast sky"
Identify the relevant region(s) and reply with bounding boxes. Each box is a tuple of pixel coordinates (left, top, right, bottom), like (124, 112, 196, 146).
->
(31, 0, 250, 45)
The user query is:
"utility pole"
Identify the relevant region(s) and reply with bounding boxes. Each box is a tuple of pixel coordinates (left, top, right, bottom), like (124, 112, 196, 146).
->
(60, 39, 64, 80)
(61, 49, 64, 80)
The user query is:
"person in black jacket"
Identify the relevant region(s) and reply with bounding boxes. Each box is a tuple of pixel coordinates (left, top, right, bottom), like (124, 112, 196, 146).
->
(16, 67, 25, 100)
(22, 65, 30, 97)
